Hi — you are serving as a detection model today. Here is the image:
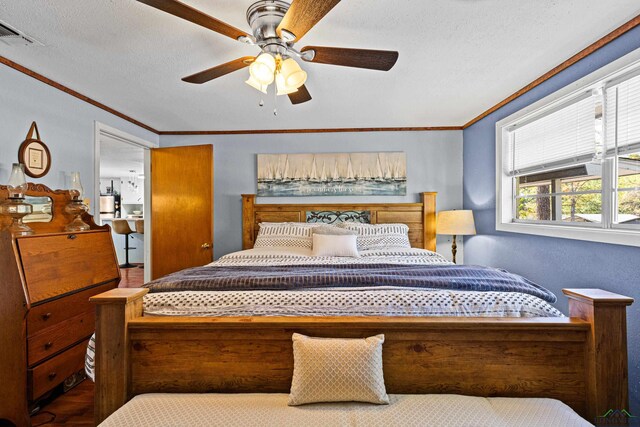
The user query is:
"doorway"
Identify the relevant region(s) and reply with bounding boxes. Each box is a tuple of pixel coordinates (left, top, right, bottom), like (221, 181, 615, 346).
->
(94, 122, 157, 284)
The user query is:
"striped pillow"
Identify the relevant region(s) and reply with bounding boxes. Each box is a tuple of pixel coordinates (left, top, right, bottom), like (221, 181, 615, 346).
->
(337, 223, 411, 250)
(255, 222, 333, 249)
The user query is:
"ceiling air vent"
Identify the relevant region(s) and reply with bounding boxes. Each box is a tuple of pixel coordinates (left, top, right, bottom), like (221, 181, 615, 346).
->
(0, 20, 42, 47)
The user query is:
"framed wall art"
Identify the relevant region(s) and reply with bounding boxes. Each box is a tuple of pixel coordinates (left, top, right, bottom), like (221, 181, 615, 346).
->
(18, 122, 51, 178)
(257, 152, 407, 197)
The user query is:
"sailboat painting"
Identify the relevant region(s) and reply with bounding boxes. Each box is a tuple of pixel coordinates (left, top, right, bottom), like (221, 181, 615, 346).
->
(257, 152, 406, 196)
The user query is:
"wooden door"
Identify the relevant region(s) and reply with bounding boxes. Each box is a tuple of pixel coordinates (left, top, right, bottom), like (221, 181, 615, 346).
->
(150, 145, 213, 279)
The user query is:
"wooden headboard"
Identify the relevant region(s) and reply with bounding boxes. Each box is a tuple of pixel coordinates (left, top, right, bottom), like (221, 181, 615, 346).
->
(242, 192, 437, 251)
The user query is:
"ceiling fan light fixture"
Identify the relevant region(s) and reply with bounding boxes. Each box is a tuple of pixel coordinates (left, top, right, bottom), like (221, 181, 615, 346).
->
(275, 73, 298, 95)
(280, 57, 307, 89)
(249, 52, 276, 85)
(245, 74, 268, 94)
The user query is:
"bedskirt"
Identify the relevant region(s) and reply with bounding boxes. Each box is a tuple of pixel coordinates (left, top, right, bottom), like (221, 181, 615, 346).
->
(98, 393, 592, 427)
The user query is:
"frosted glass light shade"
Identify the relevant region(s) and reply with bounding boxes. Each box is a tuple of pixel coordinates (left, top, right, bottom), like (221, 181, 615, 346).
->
(7, 163, 27, 198)
(245, 74, 268, 94)
(275, 73, 298, 95)
(280, 58, 307, 89)
(249, 53, 276, 85)
(437, 210, 476, 235)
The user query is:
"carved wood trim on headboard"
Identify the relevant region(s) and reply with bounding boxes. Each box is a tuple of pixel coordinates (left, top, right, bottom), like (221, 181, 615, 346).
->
(242, 192, 437, 251)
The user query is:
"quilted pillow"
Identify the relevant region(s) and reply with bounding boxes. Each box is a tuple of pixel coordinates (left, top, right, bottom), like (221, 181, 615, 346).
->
(254, 222, 331, 249)
(312, 225, 357, 236)
(288, 333, 389, 406)
(311, 234, 359, 257)
(337, 223, 411, 250)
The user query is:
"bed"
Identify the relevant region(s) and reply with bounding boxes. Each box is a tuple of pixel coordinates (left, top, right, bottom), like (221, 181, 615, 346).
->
(99, 393, 592, 426)
(90, 193, 633, 425)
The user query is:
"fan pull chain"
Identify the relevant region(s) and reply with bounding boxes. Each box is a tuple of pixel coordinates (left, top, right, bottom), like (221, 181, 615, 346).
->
(273, 83, 278, 116)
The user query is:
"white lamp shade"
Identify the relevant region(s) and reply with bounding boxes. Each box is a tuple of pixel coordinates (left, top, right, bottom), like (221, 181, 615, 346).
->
(280, 57, 307, 89)
(437, 210, 476, 235)
(245, 74, 268, 94)
(249, 53, 276, 85)
(275, 73, 298, 95)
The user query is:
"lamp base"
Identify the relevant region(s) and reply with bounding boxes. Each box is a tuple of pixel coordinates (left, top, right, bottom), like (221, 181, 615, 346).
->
(64, 200, 90, 232)
(1, 198, 34, 236)
(451, 235, 457, 264)
(9, 220, 34, 236)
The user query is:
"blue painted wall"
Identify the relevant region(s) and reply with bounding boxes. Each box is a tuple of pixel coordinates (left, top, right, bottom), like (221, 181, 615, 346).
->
(161, 131, 463, 259)
(0, 64, 159, 208)
(463, 26, 640, 413)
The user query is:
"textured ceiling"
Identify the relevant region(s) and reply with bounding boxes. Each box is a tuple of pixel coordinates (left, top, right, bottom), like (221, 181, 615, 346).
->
(1, 0, 639, 131)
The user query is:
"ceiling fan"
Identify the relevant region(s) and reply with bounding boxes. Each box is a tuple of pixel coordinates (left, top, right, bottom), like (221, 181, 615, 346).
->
(136, 0, 399, 105)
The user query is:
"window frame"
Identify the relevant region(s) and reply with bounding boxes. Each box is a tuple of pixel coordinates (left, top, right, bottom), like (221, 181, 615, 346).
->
(495, 48, 640, 248)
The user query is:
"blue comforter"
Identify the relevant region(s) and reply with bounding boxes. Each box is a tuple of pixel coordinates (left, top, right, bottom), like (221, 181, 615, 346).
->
(143, 264, 556, 303)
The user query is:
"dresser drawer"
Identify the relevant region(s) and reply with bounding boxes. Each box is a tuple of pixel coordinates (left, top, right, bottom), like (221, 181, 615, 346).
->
(18, 231, 119, 304)
(28, 339, 88, 400)
(27, 309, 95, 367)
(27, 281, 117, 336)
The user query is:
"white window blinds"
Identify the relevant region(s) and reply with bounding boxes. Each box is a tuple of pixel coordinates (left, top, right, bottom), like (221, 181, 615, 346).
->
(506, 93, 596, 176)
(605, 72, 640, 154)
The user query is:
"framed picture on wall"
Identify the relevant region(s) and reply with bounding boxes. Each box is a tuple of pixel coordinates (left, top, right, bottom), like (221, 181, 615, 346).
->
(257, 152, 407, 197)
(18, 122, 51, 178)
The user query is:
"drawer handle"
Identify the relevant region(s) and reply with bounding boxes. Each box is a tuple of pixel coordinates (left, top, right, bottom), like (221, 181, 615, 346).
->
(48, 372, 57, 381)
(68, 234, 77, 240)
(44, 342, 53, 350)
(42, 312, 52, 321)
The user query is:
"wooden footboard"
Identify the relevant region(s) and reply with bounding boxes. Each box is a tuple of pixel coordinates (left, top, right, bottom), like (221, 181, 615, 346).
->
(91, 288, 633, 425)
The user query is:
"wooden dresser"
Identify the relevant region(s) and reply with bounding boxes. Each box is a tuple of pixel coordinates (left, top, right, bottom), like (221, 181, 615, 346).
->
(0, 184, 120, 427)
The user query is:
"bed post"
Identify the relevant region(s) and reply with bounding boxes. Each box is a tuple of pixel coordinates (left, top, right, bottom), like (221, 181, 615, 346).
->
(421, 192, 437, 252)
(242, 194, 256, 250)
(563, 288, 634, 423)
(90, 288, 149, 425)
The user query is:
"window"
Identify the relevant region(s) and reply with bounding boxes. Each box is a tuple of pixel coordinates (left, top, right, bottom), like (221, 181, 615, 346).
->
(496, 51, 640, 247)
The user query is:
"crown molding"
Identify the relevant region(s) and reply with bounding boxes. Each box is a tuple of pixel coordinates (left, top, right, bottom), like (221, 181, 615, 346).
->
(0, 56, 159, 134)
(158, 126, 462, 135)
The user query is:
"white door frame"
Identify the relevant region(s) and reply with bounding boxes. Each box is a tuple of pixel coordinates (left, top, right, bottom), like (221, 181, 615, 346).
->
(94, 121, 158, 282)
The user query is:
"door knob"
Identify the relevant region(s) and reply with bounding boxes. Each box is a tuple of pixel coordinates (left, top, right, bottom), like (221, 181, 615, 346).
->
(201, 243, 211, 250)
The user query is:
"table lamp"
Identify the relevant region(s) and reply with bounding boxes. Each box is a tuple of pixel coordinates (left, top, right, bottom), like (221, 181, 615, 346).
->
(436, 210, 476, 264)
(64, 172, 90, 231)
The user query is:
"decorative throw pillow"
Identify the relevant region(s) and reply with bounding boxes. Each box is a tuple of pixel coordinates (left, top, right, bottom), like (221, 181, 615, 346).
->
(312, 225, 358, 236)
(311, 234, 359, 257)
(254, 222, 330, 249)
(288, 333, 389, 406)
(337, 223, 411, 250)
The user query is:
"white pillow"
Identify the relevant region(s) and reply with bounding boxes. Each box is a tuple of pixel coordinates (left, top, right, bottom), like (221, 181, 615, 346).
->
(254, 222, 330, 249)
(311, 234, 359, 257)
(337, 223, 411, 250)
(288, 333, 389, 406)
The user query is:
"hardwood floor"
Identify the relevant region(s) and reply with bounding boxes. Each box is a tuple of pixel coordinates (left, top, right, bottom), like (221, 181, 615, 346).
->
(29, 267, 143, 426)
(30, 381, 94, 427)
(118, 264, 145, 288)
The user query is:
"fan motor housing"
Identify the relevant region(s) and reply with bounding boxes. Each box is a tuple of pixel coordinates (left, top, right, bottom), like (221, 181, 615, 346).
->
(247, 0, 290, 52)
(246, 0, 289, 37)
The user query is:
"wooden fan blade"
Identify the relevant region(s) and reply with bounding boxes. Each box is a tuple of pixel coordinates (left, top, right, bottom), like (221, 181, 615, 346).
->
(137, 0, 250, 41)
(288, 85, 312, 105)
(182, 57, 254, 84)
(277, 0, 340, 42)
(301, 46, 399, 71)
